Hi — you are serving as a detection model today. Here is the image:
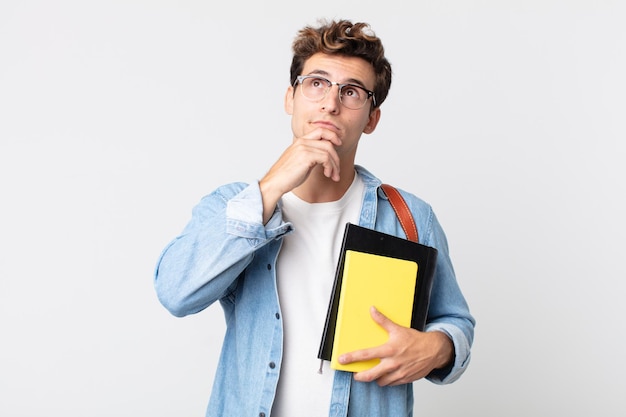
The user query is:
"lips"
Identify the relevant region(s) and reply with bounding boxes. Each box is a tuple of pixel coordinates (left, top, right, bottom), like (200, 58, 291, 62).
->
(312, 120, 340, 132)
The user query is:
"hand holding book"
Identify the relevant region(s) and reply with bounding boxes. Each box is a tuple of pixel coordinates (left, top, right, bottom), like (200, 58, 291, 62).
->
(337, 307, 455, 385)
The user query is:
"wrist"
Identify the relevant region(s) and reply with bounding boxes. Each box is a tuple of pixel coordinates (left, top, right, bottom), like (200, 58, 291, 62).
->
(259, 177, 283, 224)
(431, 331, 455, 369)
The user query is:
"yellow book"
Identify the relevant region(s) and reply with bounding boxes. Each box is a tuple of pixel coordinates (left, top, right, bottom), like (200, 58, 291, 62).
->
(330, 250, 418, 372)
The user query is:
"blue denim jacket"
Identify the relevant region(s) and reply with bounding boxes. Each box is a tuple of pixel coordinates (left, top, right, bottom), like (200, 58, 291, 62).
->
(154, 166, 475, 417)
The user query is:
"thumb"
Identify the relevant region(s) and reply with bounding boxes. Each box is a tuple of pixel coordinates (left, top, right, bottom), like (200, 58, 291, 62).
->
(370, 306, 397, 332)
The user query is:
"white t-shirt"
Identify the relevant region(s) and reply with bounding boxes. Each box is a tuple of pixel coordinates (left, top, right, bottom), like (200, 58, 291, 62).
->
(272, 174, 365, 417)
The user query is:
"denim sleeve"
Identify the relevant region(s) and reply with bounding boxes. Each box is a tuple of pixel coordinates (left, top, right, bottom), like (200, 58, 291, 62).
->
(422, 210, 475, 384)
(225, 182, 289, 240)
(154, 182, 292, 317)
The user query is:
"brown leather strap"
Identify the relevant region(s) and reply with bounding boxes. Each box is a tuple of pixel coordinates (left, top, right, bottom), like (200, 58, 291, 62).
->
(380, 184, 419, 243)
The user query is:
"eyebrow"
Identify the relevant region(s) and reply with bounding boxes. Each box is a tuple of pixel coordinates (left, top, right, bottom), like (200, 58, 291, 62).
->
(306, 69, 369, 90)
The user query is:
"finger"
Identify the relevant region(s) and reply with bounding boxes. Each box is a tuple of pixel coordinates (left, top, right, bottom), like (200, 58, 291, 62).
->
(302, 139, 340, 181)
(369, 306, 398, 333)
(360, 368, 411, 387)
(321, 152, 340, 181)
(352, 357, 407, 386)
(291, 138, 341, 178)
(353, 355, 422, 386)
(303, 127, 342, 147)
(338, 308, 395, 365)
(338, 345, 382, 366)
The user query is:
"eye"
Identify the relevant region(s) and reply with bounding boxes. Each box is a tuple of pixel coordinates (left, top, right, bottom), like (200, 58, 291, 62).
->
(310, 78, 328, 89)
(341, 85, 363, 99)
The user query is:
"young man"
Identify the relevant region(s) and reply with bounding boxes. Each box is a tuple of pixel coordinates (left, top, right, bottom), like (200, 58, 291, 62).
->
(154, 19, 475, 417)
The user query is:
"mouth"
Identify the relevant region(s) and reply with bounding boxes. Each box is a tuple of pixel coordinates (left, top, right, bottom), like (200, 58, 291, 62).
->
(312, 120, 340, 132)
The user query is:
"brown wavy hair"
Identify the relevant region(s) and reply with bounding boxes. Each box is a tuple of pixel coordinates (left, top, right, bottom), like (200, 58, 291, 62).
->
(289, 19, 392, 109)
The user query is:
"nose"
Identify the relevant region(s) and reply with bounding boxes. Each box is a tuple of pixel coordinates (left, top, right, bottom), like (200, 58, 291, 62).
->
(320, 84, 341, 113)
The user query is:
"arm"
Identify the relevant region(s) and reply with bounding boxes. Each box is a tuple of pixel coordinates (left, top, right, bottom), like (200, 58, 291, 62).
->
(421, 210, 475, 384)
(155, 123, 344, 317)
(154, 182, 292, 317)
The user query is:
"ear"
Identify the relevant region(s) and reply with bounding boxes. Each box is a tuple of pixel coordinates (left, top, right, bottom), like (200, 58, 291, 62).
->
(362, 108, 381, 134)
(284, 86, 295, 115)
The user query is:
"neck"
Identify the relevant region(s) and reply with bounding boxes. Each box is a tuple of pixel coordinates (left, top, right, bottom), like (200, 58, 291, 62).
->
(293, 165, 356, 203)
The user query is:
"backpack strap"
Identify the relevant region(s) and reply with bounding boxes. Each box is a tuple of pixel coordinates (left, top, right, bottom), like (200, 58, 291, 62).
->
(380, 184, 419, 243)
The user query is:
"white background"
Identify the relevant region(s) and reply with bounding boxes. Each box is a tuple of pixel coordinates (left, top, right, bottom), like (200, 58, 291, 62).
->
(1, 1, 625, 416)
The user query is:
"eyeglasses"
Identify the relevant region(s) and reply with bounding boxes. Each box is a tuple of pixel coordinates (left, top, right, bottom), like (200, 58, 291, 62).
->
(294, 75, 377, 110)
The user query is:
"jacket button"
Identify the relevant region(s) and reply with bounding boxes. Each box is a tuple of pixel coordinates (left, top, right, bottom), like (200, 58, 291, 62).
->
(267, 264, 271, 270)
(259, 413, 266, 417)
(275, 312, 280, 319)
(269, 362, 276, 369)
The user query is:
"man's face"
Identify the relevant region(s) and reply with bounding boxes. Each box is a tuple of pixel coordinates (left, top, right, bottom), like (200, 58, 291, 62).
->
(284, 53, 381, 161)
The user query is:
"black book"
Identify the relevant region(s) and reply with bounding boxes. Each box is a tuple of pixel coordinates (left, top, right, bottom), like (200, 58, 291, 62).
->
(317, 223, 438, 370)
